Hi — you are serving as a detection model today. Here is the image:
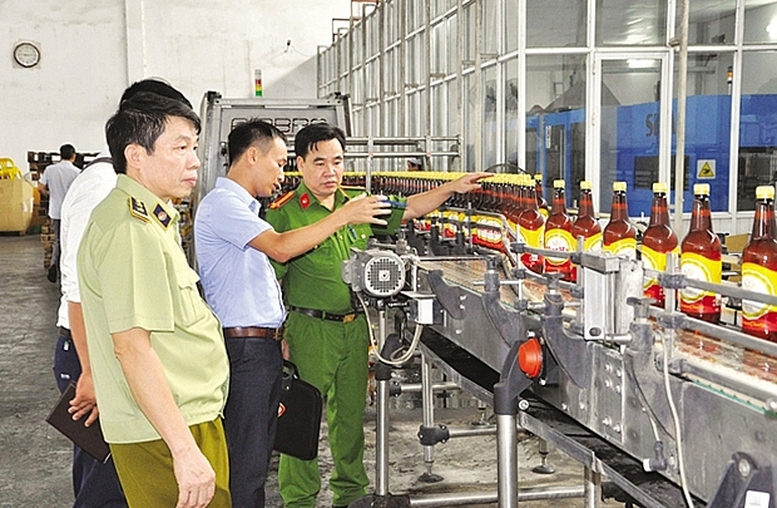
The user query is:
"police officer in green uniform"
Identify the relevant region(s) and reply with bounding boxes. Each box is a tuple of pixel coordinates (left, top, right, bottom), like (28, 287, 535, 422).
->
(266, 123, 489, 508)
(78, 93, 230, 508)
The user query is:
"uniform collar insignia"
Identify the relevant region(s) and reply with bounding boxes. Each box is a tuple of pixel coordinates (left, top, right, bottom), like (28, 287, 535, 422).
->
(299, 192, 311, 210)
(153, 203, 172, 229)
(128, 197, 150, 222)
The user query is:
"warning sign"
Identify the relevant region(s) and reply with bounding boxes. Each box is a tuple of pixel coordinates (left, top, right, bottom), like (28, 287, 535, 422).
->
(697, 159, 716, 179)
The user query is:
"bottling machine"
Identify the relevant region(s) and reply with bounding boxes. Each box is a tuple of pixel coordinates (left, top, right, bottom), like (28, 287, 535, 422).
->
(342, 193, 777, 508)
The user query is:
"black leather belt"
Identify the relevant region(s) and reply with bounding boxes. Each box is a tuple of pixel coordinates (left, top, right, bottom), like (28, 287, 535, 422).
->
(58, 327, 72, 339)
(288, 306, 360, 324)
(222, 326, 283, 340)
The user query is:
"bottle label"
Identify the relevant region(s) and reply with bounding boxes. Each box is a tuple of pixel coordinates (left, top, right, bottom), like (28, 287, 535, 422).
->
(478, 216, 503, 250)
(742, 263, 777, 334)
(519, 225, 545, 271)
(545, 228, 574, 266)
(679, 251, 721, 313)
(583, 232, 602, 252)
(603, 237, 636, 260)
(642, 245, 680, 292)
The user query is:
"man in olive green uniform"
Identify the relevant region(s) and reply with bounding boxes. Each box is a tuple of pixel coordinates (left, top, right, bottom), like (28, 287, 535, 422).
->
(266, 123, 488, 508)
(78, 93, 230, 508)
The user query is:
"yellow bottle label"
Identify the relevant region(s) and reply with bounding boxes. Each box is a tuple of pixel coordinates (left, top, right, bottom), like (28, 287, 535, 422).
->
(544, 228, 574, 265)
(603, 237, 636, 260)
(641, 245, 680, 290)
(539, 207, 549, 219)
(741, 262, 777, 320)
(679, 251, 722, 305)
(519, 225, 545, 249)
(582, 232, 602, 252)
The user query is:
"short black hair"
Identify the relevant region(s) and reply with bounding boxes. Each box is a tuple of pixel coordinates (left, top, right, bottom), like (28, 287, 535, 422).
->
(120, 78, 192, 109)
(228, 119, 287, 166)
(294, 123, 346, 160)
(59, 144, 76, 160)
(105, 92, 201, 174)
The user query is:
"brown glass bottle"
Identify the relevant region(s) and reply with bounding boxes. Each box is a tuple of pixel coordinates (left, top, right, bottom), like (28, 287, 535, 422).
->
(603, 181, 637, 260)
(569, 180, 602, 283)
(519, 174, 545, 273)
(534, 173, 550, 218)
(742, 185, 777, 343)
(544, 179, 574, 279)
(641, 182, 679, 308)
(679, 183, 721, 323)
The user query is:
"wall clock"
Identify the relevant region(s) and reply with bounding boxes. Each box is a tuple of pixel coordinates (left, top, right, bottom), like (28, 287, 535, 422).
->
(14, 42, 40, 68)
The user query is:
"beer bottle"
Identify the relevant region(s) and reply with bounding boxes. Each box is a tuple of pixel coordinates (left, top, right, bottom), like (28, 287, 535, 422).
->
(519, 174, 545, 273)
(603, 181, 637, 260)
(742, 185, 777, 342)
(570, 180, 602, 283)
(641, 182, 679, 308)
(534, 173, 550, 218)
(544, 179, 574, 279)
(679, 183, 721, 323)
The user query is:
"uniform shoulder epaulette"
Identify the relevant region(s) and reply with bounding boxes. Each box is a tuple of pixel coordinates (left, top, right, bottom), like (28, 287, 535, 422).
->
(269, 191, 295, 210)
(128, 196, 150, 222)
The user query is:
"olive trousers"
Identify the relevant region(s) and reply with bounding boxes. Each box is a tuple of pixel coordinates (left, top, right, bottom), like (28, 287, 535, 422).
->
(278, 311, 370, 508)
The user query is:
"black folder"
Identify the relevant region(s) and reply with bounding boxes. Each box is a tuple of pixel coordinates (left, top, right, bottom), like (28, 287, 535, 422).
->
(45, 382, 110, 462)
(274, 361, 323, 460)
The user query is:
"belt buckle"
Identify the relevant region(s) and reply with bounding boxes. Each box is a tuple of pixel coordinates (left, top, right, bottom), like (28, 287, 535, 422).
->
(342, 313, 356, 324)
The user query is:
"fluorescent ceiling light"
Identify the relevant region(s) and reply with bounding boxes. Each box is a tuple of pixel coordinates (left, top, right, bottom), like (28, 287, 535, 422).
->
(768, 19, 777, 39)
(627, 59, 655, 69)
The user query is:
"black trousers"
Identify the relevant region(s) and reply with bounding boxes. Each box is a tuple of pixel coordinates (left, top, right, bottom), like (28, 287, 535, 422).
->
(223, 337, 284, 508)
(53, 333, 127, 508)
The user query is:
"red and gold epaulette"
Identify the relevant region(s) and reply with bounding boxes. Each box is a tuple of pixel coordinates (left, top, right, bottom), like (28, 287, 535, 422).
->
(269, 191, 295, 210)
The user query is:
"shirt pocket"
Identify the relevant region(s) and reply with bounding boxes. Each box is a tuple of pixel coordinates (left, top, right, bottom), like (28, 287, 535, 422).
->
(174, 266, 204, 328)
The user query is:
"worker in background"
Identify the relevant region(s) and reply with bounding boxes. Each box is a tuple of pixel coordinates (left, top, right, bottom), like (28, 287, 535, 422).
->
(77, 92, 230, 507)
(265, 122, 489, 508)
(407, 156, 423, 171)
(39, 144, 80, 283)
(55, 78, 193, 508)
(194, 119, 390, 508)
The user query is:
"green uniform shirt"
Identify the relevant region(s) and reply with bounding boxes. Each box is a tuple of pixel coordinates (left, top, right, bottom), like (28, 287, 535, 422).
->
(78, 175, 229, 444)
(266, 182, 405, 313)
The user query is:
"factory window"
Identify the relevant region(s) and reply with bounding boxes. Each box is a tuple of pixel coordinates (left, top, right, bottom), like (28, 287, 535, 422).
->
(431, 22, 446, 77)
(527, 0, 586, 48)
(504, 0, 518, 52)
(600, 58, 662, 214)
(671, 52, 734, 213)
(447, 13, 459, 75)
(482, 0, 500, 57)
(525, 54, 587, 201)
(744, 1, 777, 44)
(683, 0, 736, 46)
(595, 0, 666, 46)
(483, 66, 499, 170)
(738, 51, 777, 210)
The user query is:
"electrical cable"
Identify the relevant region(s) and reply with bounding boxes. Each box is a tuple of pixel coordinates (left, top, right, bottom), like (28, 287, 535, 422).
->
(357, 292, 424, 366)
(657, 330, 696, 508)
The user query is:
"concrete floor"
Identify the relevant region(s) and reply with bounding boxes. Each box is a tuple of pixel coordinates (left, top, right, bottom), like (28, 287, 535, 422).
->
(0, 235, 617, 507)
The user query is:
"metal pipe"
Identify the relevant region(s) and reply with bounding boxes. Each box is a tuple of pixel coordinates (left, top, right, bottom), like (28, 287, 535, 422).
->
(421, 353, 436, 477)
(496, 413, 518, 508)
(375, 308, 390, 496)
(447, 426, 498, 439)
(396, 381, 460, 394)
(408, 485, 585, 507)
(344, 151, 460, 158)
(348, 136, 460, 145)
(584, 467, 602, 508)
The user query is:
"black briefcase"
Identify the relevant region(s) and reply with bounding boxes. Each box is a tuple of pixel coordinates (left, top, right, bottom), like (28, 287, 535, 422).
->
(274, 360, 323, 460)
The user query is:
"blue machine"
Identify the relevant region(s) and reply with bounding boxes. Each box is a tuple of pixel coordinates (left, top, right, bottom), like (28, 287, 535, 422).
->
(527, 94, 777, 217)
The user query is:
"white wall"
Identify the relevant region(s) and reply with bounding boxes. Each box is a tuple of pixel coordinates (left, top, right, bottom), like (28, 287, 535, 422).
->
(0, 0, 350, 173)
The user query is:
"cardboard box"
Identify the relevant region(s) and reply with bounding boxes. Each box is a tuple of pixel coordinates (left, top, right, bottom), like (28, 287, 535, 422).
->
(0, 178, 34, 233)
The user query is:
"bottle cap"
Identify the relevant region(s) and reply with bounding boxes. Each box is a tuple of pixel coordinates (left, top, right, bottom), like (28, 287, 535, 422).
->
(652, 182, 668, 194)
(693, 183, 710, 196)
(613, 181, 627, 192)
(534, 173, 543, 182)
(756, 185, 775, 200)
(580, 180, 593, 190)
(553, 179, 565, 189)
